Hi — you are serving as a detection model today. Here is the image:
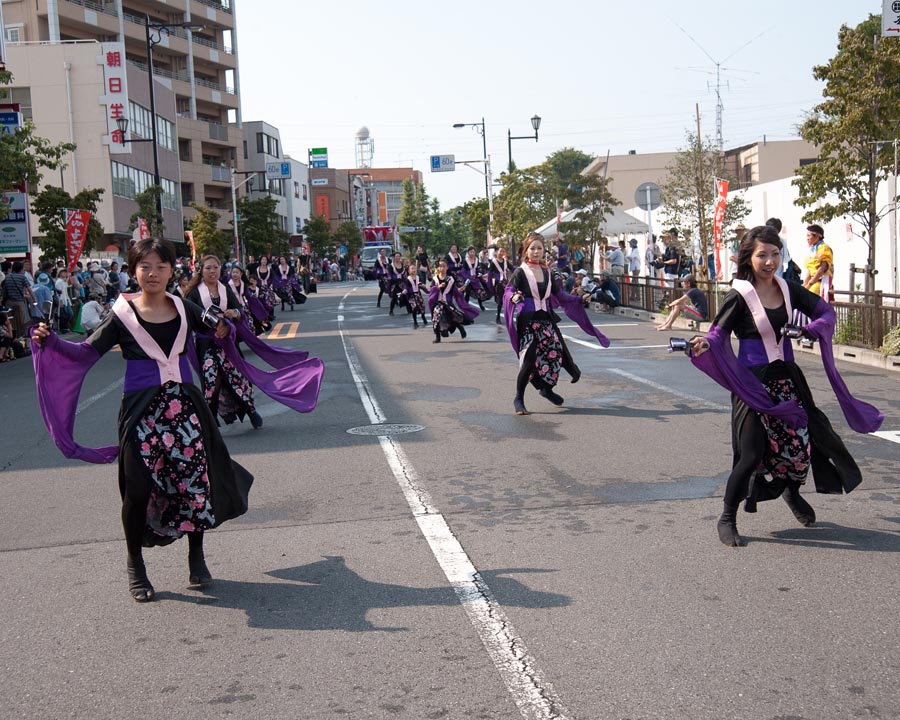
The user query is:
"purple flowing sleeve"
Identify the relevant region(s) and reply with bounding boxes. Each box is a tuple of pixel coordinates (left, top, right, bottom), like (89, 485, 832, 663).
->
(690, 324, 808, 428)
(30, 331, 118, 464)
(451, 286, 480, 321)
(550, 289, 611, 348)
(427, 285, 440, 314)
(219, 321, 323, 413)
(247, 294, 269, 325)
(503, 283, 520, 353)
(804, 298, 883, 433)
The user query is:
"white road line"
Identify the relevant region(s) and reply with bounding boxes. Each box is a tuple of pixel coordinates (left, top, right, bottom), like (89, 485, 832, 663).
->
(338, 291, 571, 720)
(76, 377, 124, 414)
(563, 335, 669, 351)
(872, 430, 900, 445)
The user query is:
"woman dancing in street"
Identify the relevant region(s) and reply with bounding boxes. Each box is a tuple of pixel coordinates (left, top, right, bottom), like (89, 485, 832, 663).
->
(374, 248, 391, 308)
(387, 252, 408, 316)
(460, 245, 490, 311)
(428, 259, 479, 343)
(401, 260, 428, 329)
(254, 254, 278, 322)
(229, 265, 270, 335)
(503, 232, 610, 415)
(444, 243, 463, 281)
(487, 246, 512, 324)
(688, 225, 883, 546)
(273, 256, 306, 311)
(187, 256, 263, 429)
(30, 237, 253, 602)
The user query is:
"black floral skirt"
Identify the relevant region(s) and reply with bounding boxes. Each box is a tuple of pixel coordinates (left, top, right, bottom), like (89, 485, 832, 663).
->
(135, 383, 215, 545)
(519, 319, 564, 388)
(201, 345, 256, 419)
(432, 300, 465, 335)
(759, 377, 811, 483)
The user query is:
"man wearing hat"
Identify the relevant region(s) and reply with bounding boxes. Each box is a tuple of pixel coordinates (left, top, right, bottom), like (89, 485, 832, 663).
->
(585, 269, 621, 312)
(803, 224, 833, 300)
(626, 238, 641, 282)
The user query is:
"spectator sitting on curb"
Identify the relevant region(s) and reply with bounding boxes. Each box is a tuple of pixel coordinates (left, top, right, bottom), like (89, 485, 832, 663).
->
(656, 274, 708, 331)
(79, 294, 108, 335)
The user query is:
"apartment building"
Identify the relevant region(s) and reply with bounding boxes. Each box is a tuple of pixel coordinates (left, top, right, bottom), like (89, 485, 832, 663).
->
(2, 0, 244, 244)
(347, 167, 423, 228)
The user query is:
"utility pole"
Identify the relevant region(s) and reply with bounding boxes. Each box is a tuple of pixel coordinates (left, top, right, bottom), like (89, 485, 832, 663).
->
(695, 103, 709, 271)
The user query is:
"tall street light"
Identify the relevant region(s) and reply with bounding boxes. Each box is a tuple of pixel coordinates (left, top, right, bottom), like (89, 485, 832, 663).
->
(453, 118, 489, 201)
(133, 14, 205, 223)
(508, 114, 542, 173)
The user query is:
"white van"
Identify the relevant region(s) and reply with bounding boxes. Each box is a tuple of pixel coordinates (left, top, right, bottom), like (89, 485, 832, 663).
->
(359, 245, 394, 280)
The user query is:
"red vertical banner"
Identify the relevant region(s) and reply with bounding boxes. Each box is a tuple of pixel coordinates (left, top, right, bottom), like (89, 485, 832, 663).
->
(184, 230, 197, 271)
(65, 209, 92, 273)
(712, 179, 729, 281)
(315, 194, 330, 221)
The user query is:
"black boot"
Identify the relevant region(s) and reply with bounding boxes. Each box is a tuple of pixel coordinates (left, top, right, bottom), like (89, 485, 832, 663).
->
(127, 554, 155, 602)
(717, 505, 745, 547)
(249, 410, 263, 429)
(433, 331, 441, 344)
(513, 394, 529, 415)
(188, 532, 212, 586)
(539, 387, 564, 406)
(413, 319, 419, 329)
(458, 325, 467, 339)
(783, 485, 816, 526)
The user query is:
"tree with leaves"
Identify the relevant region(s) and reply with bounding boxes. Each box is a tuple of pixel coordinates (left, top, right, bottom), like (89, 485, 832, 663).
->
(492, 168, 547, 253)
(31, 186, 106, 261)
(332, 221, 363, 263)
(0, 70, 77, 221)
(396, 178, 430, 256)
(660, 131, 750, 280)
(793, 13, 900, 293)
(128, 186, 165, 238)
(302, 214, 331, 260)
(188, 203, 231, 259)
(537, 148, 596, 216)
(558, 174, 620, 271)
(236, 195, 290, 260)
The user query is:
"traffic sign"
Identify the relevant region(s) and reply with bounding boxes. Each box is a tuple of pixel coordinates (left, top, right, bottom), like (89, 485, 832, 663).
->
(635, 182, 661, 211)
(430, 154, 455, 173)
(265, 161, 291, 179)
(0, 111, 23, 136)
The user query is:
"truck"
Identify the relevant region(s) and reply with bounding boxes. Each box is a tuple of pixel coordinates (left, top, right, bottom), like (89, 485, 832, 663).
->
(359, 226, 399, 280)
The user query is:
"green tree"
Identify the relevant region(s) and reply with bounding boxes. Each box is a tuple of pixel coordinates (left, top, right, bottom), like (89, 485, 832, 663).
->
(128, 185, 164, 237)
(792, 13, 900, 292)
(237, 195, 290, 260)
(396, 178, 430, 255)
(492, 168, 547, 252)
(536, 148, 596, 215)
(302, 214, 331, 259)
(460, 197, 490, 246)
(31, 186, 105, 261)
(0, 70, 77, 221)
(332, 221, 363, 262)
(188, 203, 231, 259)
(558, 174, 620, 270)
(660, 131, 750, 279)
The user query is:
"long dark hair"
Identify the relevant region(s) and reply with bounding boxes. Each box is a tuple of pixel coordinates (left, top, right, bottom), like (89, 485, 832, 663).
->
(185, 254, 222, 295)
(735, 225, 782, 281)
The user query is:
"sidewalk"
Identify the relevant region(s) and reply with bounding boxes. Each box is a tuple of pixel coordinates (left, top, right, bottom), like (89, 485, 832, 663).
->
(590, 303, 900, 374)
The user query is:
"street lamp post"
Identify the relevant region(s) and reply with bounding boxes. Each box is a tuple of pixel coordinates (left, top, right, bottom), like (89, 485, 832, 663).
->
(507, 114, 542, 173)
(453, 118, 489, 201)
(136, 15, 205, 223)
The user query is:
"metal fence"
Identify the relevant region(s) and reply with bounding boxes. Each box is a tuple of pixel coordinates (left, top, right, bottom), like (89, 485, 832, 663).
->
(619, 276, 900, 352)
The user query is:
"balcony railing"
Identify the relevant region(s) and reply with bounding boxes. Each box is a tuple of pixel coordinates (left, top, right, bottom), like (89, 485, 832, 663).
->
(194, 0, 233, 14)
(64, 0, 118, 18)
(208, 122, 229, 141)
(195, 76, 235, 94)
(210, 166, 231, 182)
(192, 34, 233, 54)
(127, 58, 190, 84)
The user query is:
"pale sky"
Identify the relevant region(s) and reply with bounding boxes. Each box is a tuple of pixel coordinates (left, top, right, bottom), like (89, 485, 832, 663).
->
(235, 0, 874, 211)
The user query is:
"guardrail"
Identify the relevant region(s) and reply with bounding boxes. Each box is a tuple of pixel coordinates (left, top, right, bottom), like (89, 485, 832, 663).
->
(618, 276, 900, 352)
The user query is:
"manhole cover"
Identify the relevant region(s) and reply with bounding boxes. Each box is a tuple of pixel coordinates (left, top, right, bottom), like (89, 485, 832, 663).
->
(346, 423, 425, 436)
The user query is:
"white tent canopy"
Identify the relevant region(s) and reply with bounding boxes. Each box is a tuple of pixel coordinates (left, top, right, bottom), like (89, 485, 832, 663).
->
(534, 206, 649, 237)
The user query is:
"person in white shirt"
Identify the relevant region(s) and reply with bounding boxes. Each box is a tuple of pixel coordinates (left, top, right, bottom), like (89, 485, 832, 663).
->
(626, 238, 642, 281)
(80, 294, 107, 334)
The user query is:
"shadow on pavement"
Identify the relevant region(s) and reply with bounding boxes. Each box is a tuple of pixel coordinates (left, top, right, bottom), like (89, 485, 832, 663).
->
(158, 555, 570, 631)
(746, 521, 900, 551)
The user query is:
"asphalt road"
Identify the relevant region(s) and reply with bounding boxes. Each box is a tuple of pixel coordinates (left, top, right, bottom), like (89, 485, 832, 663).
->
(1, 281, 898, 720)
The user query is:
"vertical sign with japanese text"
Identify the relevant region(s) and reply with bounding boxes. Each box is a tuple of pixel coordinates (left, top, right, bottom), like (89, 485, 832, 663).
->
(66, 209, 92, 273)
(315, 194, 329, 220)
(712, 179, 729, 281)
(98, 42, 130, 154)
